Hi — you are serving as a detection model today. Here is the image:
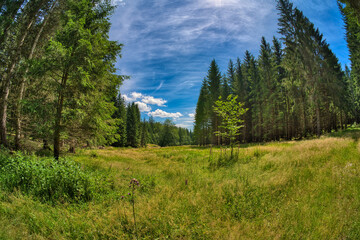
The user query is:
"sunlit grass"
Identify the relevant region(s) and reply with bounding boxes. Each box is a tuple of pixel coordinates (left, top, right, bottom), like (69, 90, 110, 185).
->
(1, 128, 360, 239)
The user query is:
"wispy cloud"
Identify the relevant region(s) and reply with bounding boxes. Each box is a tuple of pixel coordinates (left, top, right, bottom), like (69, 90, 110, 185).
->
(155, 80, 164, 91)
(148, 109, 183, 119)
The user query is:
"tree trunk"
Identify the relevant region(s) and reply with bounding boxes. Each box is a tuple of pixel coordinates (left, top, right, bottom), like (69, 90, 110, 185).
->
(316, 101, 321, 137)
(54, 71, 69, 160)
(0, 78, 11, 147)
(15, 1, 57, 150)
(340, 112, 343, 130)
(0, 17, 34, 147)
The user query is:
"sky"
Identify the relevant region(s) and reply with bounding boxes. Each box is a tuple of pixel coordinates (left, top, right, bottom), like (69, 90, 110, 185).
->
(109, 0, 349, 129)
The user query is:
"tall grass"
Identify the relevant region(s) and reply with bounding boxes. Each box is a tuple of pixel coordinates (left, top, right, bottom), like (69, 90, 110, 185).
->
(1, 129, 360, 239)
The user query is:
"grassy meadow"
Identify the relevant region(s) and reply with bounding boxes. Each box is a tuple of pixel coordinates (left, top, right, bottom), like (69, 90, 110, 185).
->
(1, 128, 360, 239)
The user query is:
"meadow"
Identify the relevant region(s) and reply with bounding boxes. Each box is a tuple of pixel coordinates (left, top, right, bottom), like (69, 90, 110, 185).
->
(1, 128, 360, 239)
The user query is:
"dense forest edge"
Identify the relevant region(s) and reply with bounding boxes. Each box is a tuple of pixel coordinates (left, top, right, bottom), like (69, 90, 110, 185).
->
(193, 0, 360, 146)
(0, 0, 193, 159)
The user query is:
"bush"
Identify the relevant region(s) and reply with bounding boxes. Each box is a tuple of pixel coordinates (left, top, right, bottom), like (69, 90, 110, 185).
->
(0, 152, 106, 203)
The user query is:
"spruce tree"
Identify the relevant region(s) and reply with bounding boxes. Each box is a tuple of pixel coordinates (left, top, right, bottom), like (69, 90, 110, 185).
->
(194, 79, 211, 145)
(140, 118, 147, 148)
(207, 59, 222, 145)
(126, 103, 140, 147)
(113, 94, 127, 147)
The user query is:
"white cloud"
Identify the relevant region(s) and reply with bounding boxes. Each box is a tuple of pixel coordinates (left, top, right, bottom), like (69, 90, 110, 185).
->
(142, 96, 167, 106)
(135, 101, 151, 112)
(188, 113, 195, 118)
(123, 92, 168, 107)
(123, 92, 143, 102)
(148, 109, 183, 119)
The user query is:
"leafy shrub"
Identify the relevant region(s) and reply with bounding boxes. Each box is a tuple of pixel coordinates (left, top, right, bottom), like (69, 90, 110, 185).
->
(0, 152, 108, 203)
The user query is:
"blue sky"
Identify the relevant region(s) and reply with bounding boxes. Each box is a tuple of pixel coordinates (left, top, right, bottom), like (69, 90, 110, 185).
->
(109, 0, 349, 129)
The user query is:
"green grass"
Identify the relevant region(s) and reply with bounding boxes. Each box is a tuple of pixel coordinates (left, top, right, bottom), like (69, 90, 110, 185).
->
(1, 128, 360, 239)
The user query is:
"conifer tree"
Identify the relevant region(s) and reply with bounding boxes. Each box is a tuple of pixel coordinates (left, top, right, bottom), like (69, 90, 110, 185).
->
(43, 0, 122, 158)
(194, 79, 211, 145)
(340, 2, 360, 122)
(258, 37, 276, 141)
(126, 103, 140, 147)
(140, 118, 147, 148)
(159, 119, 178, 147)
(207, 60, 222, 145)
(113, 94, 127, 147)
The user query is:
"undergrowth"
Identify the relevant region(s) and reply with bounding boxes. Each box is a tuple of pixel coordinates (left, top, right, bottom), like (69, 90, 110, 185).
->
(0, 151, 113, 203)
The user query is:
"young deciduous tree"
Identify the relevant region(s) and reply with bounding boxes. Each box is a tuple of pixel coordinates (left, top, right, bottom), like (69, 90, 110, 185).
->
(213, 94, 247, 157)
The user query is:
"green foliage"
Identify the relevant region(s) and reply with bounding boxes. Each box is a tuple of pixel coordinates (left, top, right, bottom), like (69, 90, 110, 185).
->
(194, 79, 211, 145)
(159, 119, 178, 147)
(35, 148, 53, 157)
(112, 94, 127, 147)
(194, 0, 354, 146)
(126, 102, 140, 147)
(213, 94, 247, 150)
(0, 152, 109, 203)
(2, 129, 360, 239)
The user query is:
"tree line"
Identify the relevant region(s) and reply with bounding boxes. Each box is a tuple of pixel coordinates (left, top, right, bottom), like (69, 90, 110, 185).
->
(0, 0, 194, 156)
(194, 0, 358, 146)
(112, 94, 193, 148)
(1, 0, 127, 158)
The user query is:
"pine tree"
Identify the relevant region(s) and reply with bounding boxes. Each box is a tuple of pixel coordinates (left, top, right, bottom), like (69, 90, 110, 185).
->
(113, 94, 127, 147)
(159, 119, 177, 147)
(194, 79, 211, 145)
(258, 37, 276, 141)
(207, 59, 222, 145)
(140, 118, 147, 148)
(340, 2, 360, 122)
(126, 103, 140, 147)
(44, 0, 122, 158)
(272, 36, 287, 139)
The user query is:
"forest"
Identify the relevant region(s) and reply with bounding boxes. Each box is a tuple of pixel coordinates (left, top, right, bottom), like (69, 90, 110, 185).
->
(194, 0, 360, 146)
(0, 0, 192, 159)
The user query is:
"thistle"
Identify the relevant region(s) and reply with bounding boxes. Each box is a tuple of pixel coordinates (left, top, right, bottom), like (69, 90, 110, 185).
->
(129, 178, 140, 239)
